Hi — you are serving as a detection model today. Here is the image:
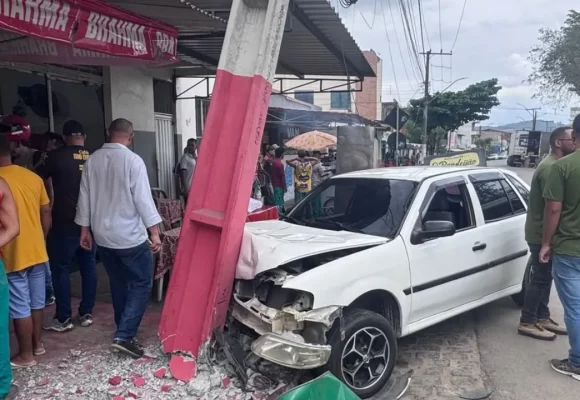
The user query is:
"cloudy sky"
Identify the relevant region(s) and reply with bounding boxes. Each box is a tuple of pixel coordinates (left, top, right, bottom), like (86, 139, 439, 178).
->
(336, 0, 578, 126)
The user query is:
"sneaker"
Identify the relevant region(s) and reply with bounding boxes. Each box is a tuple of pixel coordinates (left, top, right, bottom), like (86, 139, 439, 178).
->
(79, 314, 93, 327)
(45, 294, 55, 306)
(551, 359, 580, 380)
(43, 318, 74, 333)
(518, 322, 556, 341)
(539, 318, 568, 335)
(111, 339, 144, 359)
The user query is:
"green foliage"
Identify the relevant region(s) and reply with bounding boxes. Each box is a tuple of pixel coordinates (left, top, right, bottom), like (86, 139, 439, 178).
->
(405, 79, 501, 153)
(528, 10, 580, 107)
(474, 137, 493, 150)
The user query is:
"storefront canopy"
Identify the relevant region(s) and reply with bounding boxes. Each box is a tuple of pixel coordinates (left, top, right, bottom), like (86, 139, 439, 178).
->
(107, 0, 376, 78)
(0, 0, 178, 66)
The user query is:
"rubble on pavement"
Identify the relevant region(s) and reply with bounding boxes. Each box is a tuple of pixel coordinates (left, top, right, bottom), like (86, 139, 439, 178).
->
(13, 334, 302, 400)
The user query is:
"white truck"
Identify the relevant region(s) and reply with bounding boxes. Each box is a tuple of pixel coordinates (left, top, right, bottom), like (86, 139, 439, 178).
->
(507, 130, 550, 167)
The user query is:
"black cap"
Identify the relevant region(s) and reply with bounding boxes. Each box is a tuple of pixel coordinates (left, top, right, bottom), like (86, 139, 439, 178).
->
(63, 120, 84, 136)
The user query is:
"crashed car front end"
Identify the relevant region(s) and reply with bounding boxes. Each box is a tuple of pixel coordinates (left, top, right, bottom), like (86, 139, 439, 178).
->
(232, 269, 341, 370)
(230, 220, 389, 370)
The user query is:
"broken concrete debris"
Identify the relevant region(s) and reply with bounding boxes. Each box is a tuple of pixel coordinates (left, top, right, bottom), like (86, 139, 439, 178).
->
(11, 334, 300, 400)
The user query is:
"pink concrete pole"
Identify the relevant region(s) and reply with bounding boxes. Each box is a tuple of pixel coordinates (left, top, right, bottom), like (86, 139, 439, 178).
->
(158, 0, 290, 381)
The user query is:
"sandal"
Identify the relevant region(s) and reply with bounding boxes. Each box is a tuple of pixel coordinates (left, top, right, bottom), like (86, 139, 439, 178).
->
(34, 344, 46, 356)
(10, 360, 37, 369)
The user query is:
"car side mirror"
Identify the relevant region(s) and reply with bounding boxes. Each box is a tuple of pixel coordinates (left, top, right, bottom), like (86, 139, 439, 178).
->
(412, 220, 456, 244)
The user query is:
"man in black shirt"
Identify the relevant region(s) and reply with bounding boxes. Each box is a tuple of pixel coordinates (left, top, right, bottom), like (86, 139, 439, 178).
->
(39, 120, 97, 333)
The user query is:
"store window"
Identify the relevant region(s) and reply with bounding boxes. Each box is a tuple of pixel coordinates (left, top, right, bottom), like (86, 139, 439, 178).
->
(295, 91, 314, 104)
(330, 91, 351, 110)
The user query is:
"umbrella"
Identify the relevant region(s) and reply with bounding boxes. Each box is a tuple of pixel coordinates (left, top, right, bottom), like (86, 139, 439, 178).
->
(285, 130, 337, 151)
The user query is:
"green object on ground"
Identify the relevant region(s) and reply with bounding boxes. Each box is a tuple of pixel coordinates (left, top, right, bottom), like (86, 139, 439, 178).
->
(277, 373, 361, 400)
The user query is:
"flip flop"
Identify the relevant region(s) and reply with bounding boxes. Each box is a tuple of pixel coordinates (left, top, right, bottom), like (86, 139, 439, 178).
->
(10, 360, 37, 369)
(34, 344, 46, 356)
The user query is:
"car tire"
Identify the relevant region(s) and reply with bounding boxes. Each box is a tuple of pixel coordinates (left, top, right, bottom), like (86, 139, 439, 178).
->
(325, 308, 397, 399)
(511, 255, 532, 307)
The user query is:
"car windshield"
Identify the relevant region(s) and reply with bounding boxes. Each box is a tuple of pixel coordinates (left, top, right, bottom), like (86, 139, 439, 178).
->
(287, 178, 417, 239)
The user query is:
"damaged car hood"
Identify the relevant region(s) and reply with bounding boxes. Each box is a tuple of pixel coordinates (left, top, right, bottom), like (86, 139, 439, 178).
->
(235, 220, 389, 279)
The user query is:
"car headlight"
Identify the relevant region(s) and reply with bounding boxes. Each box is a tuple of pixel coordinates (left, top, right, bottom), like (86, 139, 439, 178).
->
(251, 333, 331, 369)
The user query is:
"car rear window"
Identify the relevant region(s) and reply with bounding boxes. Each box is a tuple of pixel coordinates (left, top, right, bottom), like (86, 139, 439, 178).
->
(472, 178, 525, 222)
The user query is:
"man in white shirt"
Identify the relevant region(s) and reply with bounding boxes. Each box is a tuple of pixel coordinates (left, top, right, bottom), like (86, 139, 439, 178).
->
(75, 118, 162, 359)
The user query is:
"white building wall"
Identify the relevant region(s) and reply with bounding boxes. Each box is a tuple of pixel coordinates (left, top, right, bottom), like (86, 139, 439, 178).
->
(175, 77, 215, 143)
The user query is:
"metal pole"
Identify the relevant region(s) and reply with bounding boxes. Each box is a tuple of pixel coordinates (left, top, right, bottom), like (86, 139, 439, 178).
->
(45, 74, 54, 132)
(395, 100, 400, 166)
(422, 51, 430, 156)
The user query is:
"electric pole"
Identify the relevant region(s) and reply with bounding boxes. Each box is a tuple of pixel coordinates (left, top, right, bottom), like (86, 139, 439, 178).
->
(420, 50, 453, 155)
(516, 103, 540, 131)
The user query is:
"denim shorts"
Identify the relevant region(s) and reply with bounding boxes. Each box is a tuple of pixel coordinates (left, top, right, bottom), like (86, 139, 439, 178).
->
(7, 263, 47, 319)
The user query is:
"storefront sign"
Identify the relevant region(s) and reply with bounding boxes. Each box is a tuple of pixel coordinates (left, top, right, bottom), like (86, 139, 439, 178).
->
(425, 149, 487, 167)
(0, 0, 178, 64)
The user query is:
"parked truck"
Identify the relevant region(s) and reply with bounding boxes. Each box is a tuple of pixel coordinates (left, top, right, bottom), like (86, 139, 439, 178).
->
(507, 130, 550, 167)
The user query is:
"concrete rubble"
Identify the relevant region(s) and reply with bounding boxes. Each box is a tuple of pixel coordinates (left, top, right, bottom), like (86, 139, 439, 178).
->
(13, 337, 300, 400)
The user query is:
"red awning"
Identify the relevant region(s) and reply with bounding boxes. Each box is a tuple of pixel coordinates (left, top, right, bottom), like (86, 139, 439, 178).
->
(0, 0, 179, 66)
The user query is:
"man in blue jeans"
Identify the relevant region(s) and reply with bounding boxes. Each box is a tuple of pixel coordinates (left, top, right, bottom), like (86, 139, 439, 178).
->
(39, 121, 97, 332)
(75, 119, 161, 358)
(541, 114, 580, 378)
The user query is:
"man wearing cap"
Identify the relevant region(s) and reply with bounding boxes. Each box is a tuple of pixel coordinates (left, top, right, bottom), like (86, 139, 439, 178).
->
(38, 120, 97, 333)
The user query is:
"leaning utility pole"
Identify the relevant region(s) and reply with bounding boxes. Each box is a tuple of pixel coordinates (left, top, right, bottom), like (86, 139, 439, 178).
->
(420, 50, 452, 155)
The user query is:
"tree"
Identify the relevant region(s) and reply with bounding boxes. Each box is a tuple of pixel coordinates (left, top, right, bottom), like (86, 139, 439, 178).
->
(406, 79, 501, 154)
(528, 11, 580, 107)
(474, 137, 493, 150)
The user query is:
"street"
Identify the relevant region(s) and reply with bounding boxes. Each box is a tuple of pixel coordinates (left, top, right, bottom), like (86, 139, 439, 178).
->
(401, 160, 577, 400)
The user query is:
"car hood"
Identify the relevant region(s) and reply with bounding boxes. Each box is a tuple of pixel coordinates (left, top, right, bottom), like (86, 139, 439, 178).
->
(235, 220, 389, 279)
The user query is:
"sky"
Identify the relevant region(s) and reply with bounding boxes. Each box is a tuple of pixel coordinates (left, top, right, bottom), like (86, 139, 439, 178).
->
(335, 0, 578, 126)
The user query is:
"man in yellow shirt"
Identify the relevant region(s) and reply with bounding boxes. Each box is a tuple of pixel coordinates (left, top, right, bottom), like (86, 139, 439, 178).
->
(0, 136, 51, 368)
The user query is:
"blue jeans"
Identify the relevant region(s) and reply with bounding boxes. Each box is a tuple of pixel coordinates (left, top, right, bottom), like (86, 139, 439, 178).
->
(48, 229, 97, 323)
(552, 254, 580, 367)
(98, 242, 153, 342)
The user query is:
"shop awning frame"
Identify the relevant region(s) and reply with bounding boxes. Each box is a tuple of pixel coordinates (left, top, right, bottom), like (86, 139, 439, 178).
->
(107, 0, 376, 79)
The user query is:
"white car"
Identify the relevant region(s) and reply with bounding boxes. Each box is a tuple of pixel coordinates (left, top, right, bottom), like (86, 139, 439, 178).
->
(232, 167, 530, 398)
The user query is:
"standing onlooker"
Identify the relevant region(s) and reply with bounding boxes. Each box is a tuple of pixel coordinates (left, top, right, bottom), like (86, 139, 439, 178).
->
(270, 147, 286, 213)
(518, 127, 574, 340)
(40, 120, 97, 333)
(286, 150, 319, 204)
(0, 176, 21, 398)
(178, 138, 197, 203)
(541, 114, 580, 377)
(0, 116, 55, 306)
(311, 151, 327, 218)
(75, 118, 162, 358)
(260, 145, 278, 205)
(0, 136, 51, 368)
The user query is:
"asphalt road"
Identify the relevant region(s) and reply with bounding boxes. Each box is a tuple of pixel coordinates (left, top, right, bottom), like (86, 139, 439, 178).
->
(477, 160, 577, 399)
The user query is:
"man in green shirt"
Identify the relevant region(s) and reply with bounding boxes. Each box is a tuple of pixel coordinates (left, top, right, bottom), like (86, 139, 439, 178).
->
(519, 127, 575, 341)
(541, 115, 580, 378)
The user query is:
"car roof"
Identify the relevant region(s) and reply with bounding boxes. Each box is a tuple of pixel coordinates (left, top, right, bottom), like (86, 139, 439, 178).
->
(333, 166, 507, 182)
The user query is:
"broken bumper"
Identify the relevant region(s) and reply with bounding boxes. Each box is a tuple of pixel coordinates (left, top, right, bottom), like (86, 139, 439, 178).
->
(251, 333, 331, 369)
(232, 295, 341, 370)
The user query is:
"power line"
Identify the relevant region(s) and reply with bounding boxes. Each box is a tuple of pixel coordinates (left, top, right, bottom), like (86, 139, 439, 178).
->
(397, 0, 424, 78)
(386, 0, 421, 85)
(417, 0, 425, 53)
(378, 0, 401, 101)
(359, 0, 378, 29)
(451, 0, 468, 51)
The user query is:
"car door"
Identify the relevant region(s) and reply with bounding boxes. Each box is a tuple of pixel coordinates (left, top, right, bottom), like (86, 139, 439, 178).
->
(467, 172, 529, 297)
(404, 174, 493, 324)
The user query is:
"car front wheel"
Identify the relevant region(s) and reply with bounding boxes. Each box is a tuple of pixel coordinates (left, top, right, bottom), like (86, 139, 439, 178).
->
(325, 309, 397, 398)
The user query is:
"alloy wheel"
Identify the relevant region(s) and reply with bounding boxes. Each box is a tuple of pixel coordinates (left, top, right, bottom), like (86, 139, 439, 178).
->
(340, 327, 390, 391)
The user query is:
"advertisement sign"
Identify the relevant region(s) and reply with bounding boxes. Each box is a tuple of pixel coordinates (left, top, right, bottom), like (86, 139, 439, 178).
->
(0, 0, 178, 64)
(425, 149, 487, 167)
